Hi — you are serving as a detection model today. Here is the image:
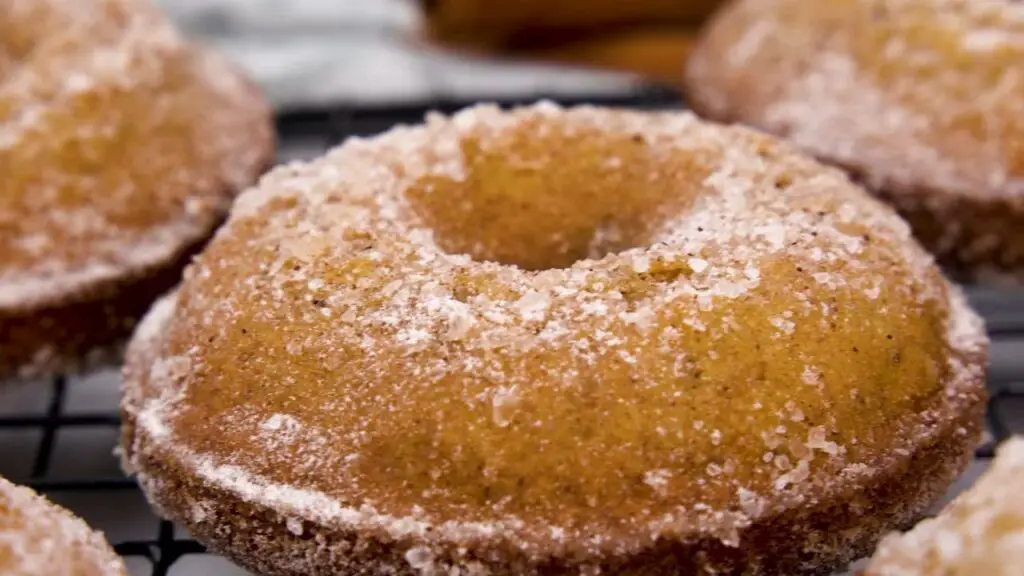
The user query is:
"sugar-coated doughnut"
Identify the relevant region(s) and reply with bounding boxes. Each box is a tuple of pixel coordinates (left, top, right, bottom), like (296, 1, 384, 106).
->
(0, 0, 274, 379)
(867, 437, 1024, 575)
(685, 0, 1024, 283)
(0, 476, 126, 575)
(122, 103, 986, 575)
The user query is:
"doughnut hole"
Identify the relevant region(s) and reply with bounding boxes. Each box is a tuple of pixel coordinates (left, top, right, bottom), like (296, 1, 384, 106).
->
(405, 115, 712, 270)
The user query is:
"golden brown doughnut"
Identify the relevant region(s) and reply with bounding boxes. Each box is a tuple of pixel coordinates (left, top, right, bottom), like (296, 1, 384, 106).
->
(465, 28, 703, 87)
(421, 0, 725, 50)
(122, 103, 986, 575)
(0, 0, 274, 379)
(0, 476, 126, 575)
(419, 0, 725, 84)
(867, 436, 1024, 575)
(684, 0, 1024, 284)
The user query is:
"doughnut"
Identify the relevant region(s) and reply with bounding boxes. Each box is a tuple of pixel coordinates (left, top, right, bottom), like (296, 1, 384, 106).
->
(420, 0, 724, 52)
(684, 0, 1024, 283)
(866, 436, 1024, 574)
(0, 476, 126, 575)
(516, 29, 701, 86)
(423, 26, 704, 87)
(121, 103, 987, 575)
(0, 0, 274, 379)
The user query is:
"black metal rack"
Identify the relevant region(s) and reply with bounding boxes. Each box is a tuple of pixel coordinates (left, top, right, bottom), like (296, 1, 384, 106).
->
(2, 92, 1023, 575)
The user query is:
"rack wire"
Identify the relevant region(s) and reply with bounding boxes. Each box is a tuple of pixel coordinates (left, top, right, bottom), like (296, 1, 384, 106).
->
(1, 91, 1023, 575)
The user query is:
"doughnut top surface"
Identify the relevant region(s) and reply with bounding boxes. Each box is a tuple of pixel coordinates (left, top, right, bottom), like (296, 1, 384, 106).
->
(868, 437, 1024, 575)
(687, 0, 1024, 204)
(125, 104, 986, 564)
(0, 0, 273, 311)
(0, 476, 126, 575)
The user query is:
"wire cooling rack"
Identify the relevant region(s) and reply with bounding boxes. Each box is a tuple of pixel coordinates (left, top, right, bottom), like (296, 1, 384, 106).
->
(2, 91, 1023, 575)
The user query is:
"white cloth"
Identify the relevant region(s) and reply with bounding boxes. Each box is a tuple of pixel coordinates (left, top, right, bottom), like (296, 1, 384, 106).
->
(155, 0, 642, 110)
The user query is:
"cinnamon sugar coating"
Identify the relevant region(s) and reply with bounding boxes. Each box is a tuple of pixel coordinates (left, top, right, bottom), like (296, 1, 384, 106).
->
(0, 476, 126, 576)
(685, 0, 1024, 283)
(122, 103, 987, 575)
(0, 0, 275, 378)
(867, 437, 1024, 575)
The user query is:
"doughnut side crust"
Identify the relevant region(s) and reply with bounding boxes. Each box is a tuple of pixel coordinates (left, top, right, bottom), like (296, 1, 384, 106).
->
(0, 0, 275, 379)
(0, 476, 126, 576)
(867, 437, 1024, 575)
(125, 395, 978, 575)
(122, 104, 987, 575)
(685, 0, 1024, 282)
(125, 294, 983, 575)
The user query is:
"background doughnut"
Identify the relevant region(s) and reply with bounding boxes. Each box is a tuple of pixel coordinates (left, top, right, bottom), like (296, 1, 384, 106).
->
(685, 0, 1024, 283)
